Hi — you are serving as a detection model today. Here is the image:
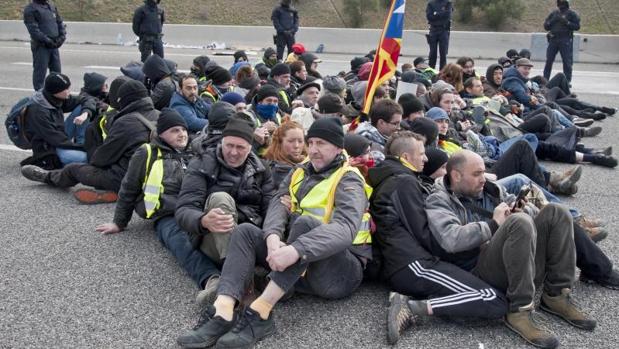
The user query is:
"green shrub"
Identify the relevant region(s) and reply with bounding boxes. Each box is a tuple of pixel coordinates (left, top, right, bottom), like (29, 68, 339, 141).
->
(343, 0, 378, 28)
(456, 0, 524, 29)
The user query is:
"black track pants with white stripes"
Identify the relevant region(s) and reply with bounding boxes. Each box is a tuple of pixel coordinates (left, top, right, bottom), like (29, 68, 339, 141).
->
(389, 259, 508, 319)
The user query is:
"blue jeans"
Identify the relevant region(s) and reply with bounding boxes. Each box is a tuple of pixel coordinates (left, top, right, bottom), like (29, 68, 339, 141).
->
(498, 133, 539, 154)
(64, 105, 89, 145)
(553, 109, 573, 128)
(496, 173, 579, 218)
(155, 216, 220, 287)
(56, 148, 87, 166)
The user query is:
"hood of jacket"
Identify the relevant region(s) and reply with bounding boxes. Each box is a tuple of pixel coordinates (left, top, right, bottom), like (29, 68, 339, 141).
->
(485, 64, 503, 89)
(31, 90, 56, 110)
(368, 156, 416, 189)
(115, 96, 155, 119)
(142, 54, 171, 83)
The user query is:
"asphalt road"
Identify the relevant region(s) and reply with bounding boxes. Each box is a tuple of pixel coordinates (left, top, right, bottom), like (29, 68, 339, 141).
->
(1, 41, 618, 348)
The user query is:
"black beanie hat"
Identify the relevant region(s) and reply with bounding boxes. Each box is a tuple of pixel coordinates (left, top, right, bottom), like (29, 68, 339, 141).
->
(422, 147, 449, 177)
(256, 84, 280, 102)
(398, 93, 424, 116)
(157, 108, 188, 135)
(306, 117, 344, 148)
(207, 102, 237, 131)
(44, 73, 71, 94)
(350, 56, 371, 72)
(270, 63, 291, 77)
(208, 66, 232, 86)
(117, 79, 149, 109)
(344, 134, 371, 158)
(108, 76, 131, 110)
(83, 72, 108, 95)
(409, 117, 439, 146)
(222, 116, 255, 144)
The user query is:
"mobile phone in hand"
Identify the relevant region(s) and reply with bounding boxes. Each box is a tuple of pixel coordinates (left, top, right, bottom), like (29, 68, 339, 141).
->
(511, 185, 531, 212)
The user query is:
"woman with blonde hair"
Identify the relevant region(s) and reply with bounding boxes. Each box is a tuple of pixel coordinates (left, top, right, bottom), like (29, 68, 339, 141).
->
(262, 120, 307, 186)
(438, 63, 464, 92)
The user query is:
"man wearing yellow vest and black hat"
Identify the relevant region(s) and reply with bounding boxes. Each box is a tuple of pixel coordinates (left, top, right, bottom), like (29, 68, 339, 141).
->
(177, 117, 372, 349)
(95, 108, 221, 294)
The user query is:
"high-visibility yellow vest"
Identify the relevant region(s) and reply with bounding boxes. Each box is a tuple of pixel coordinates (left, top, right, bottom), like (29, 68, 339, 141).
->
(439, 139, 462, 156)
(289, 164, 373, 245)
(254, 113, 282, 128)
(142, 144, 164, 218)
(99, 106, 115, 140)
(278, 90, 290, 107)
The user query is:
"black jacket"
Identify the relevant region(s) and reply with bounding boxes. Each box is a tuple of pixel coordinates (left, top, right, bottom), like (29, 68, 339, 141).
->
(544, 7, 580, 39)
(175, 145, 275, 242)
(271, 3, 299, 34)
(113, 136, 195, 229)
(25, 91, 96, 165)
(143, 54, 177, 110)
(426, 0, 452, 32)
(368, 157, 436, 278)
(132, 0, 164, 37)
(89, 97, 159, 184)
(23, 0, 66, 47)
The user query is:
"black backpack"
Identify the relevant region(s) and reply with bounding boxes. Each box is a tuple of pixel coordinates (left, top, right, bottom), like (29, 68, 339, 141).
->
(5, 96, 34, 149)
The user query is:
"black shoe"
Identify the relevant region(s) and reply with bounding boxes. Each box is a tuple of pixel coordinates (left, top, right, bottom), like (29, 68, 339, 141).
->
(386, 292, 415, 345)
(21, 165, 50, 183)
(215, 307, 275, 349)
(177, 305, 236, 348)
(580, 270, 619, 290)
(590, 154, 618, 168)
(578, 112, 606, 121)
(579, 126, 602, 137)
(594, 146, 613, 156)
(600, 107, 616, 116)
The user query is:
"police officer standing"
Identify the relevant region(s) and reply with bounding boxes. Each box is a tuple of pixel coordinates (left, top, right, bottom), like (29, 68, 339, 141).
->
(132, 0, 165, 62)
(543, 0, 580, 82)
(425, 0, 453, 70)
(271, 0, 299, 61)
(23, 0, 66, 91)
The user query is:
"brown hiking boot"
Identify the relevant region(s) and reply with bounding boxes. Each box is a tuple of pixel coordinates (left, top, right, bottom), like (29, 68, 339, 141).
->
(73, 188, 118, 204)
(505, 309, 559, 349)
(387, 292, 415, 345)
(548, 165, 582, 196)
(540, 288, 597, 331)
(583, 226, 609, 243)
(196, 274, 220, 306)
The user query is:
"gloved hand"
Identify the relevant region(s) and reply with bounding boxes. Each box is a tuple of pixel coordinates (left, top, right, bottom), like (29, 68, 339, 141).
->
(42, 37, 56, 48)
(54, 35, 66, 48)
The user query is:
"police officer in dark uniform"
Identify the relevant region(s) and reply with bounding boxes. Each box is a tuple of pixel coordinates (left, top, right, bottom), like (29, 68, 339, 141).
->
(271, 0, 299, 61)
(23, 0, 66, 91)
(132, 0, 165, 62)
(425, 0, 453, 70)
(543, 0, 580, 82)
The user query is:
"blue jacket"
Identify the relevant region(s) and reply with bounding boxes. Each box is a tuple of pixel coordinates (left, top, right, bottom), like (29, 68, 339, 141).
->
(23, 0, 66, 45)
(132, 0, 164, 37)
(501, 67, 537, 110)
(426, 0, 452, 31)
(271, 3, 299, 34)
(169, 91, 210, 133)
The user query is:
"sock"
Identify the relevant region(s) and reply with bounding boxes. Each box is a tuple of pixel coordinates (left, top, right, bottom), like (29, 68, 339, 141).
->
(583, 154, 595, 163)
(407, 299, 429, 316)
(213, 295, 235, 321)
(249, 297, 274, 320)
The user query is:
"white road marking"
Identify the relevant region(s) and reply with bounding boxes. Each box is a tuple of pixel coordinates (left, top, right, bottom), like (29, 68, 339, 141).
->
(0, 144, 31, 152)
(0, 86, 33, 92)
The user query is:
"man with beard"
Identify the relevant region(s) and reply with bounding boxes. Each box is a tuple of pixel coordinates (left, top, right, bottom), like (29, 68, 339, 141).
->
(170, 75, 211, 133)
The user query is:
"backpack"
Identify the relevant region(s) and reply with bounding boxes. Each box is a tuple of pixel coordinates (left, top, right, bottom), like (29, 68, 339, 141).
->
(5, 96, 34, 149)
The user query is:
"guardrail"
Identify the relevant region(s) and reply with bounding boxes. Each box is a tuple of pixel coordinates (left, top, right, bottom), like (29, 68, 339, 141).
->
(1, 20, 617, 63)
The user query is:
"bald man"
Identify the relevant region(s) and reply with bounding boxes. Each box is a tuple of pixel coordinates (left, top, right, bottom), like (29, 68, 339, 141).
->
(423, 150, 593, 349)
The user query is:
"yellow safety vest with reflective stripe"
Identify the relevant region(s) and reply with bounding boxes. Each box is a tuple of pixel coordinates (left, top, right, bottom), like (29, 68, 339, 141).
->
(439, 139, 462, 156)
(98, 106, 115, 140)
(142, 144, 164, 218)
(289, 165, 373, 245)
(278, 90, 290, 108)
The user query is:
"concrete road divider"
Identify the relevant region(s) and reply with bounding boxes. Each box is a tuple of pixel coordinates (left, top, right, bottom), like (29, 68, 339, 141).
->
(1, 20, 617, 64)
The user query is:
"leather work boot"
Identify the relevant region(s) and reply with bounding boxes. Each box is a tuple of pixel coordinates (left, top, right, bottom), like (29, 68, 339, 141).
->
(548, 165, 582, 195)
(196, 274, 220, 306)
(505, 309, 559, 349)
(540, 288, 597, 331)
(21, 165, 50, 183)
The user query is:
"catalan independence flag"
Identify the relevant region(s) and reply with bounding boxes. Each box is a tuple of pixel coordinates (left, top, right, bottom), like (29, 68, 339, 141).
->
(361, 0, 406, 117)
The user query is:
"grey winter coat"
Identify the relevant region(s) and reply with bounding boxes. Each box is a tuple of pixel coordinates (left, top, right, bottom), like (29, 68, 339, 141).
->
(262, 155, 371, 261)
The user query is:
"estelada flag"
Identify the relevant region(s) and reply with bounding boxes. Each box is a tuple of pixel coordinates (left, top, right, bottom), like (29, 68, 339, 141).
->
(350, 0, 406, 131)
